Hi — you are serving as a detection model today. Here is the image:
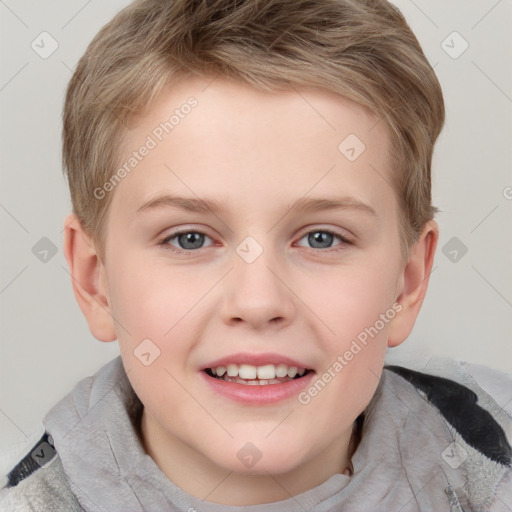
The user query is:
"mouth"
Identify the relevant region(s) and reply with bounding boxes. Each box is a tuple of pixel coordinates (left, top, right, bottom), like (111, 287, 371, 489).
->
(200, 353, 316, 404)
(203, 363, 312, 386)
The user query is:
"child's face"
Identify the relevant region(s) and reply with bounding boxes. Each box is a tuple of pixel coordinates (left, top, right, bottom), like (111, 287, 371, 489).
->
(93, 75, 428, 487)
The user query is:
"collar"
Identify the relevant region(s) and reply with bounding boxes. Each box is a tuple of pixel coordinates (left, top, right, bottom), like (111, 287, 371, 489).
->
(43, 356, 471, 511)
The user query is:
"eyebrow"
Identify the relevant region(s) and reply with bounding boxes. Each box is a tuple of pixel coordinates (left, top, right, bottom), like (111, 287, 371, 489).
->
(136, 193, 377, 217)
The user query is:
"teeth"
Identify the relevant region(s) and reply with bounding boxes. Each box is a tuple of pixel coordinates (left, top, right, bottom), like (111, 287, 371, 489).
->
(257, 364, 275, 380)
(227, 364, 238, 377)
(287, 366, 298, 378)
(275, 364, 288, 378)
(238, 364, 257, 379)
(208, 363, 308, 381)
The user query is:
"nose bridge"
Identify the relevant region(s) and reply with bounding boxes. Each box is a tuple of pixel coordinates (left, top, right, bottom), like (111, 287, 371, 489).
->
(220, 235, 295, 328)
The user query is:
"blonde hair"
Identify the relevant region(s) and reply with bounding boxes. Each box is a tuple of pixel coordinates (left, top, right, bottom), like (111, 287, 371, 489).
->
(62, 0, 444, 259)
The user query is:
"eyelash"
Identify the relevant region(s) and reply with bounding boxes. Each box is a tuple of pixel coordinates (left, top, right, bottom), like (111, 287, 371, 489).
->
(158, 228, 353, 255)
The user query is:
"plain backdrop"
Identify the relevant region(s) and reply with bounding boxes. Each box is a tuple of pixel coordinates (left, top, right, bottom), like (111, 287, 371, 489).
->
(1, 0, 511, 466)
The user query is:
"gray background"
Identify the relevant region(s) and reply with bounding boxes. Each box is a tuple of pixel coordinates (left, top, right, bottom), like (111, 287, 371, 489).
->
(1, 0, 511, 466)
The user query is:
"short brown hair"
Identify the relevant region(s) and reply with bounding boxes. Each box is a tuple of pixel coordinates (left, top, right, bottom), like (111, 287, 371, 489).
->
(62, 0, 444, 259)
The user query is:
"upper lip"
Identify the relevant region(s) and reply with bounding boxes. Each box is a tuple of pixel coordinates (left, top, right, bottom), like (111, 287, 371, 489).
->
(201, 352, 313, 370)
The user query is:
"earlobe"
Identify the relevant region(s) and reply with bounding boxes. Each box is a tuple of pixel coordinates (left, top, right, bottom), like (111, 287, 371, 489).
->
(387, 220, 439, 348)
(62, 213, 117, 342)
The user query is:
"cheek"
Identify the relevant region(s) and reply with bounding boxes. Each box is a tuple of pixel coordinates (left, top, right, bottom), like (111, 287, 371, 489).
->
(107, 259, 202, 415)
(298, 300, 389, 433)
(296, 257, 398, 411)
(107, 253, 206, 340)
(305, 257, 400, 344)
(106, 254, 216, 391)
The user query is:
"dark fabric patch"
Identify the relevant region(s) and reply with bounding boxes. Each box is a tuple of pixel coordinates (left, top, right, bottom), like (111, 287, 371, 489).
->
(385, 365, 512, 466)
(6, 432, 57, 488)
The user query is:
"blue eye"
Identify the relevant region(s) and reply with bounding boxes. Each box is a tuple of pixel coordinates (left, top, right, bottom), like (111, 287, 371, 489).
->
(159, 228, 351, 254)
(296, 230, 350, 250)
(160, 231, 214, 251)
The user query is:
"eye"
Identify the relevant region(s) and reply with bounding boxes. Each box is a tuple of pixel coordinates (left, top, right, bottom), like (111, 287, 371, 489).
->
(296, 229, 351, 250)
(158, 228, 351, 254)
(160, 230, 214, 252)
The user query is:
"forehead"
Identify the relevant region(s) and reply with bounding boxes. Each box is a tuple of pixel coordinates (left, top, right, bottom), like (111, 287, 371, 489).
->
(110, 75, 397, 224)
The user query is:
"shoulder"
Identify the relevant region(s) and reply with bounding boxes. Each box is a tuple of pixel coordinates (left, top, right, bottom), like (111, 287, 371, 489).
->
(0, 434, 82, 512)
(384, 359, 512, 510)
(385, 361, 512, 466)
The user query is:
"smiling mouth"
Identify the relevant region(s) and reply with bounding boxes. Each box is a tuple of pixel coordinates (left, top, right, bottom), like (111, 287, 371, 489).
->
(204, 363, 313, 386)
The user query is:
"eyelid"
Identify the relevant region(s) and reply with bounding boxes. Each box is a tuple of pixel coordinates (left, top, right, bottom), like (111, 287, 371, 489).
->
(159, 224, 214, 240)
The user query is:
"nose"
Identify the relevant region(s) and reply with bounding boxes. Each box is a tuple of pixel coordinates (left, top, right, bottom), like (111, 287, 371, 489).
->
(220, 242, 296, 330)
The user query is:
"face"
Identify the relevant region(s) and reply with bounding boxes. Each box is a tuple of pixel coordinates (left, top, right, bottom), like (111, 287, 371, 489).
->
(98, 75, 407, 491)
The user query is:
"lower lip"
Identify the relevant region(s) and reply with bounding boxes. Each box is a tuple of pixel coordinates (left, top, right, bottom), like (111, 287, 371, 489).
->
(200, 371, 316, 405)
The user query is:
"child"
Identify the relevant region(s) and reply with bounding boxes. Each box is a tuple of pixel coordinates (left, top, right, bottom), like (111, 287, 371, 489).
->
(2, 0, 511, 510)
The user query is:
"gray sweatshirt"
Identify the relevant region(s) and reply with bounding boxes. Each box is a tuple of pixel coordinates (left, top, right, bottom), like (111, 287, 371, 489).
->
(1, 356, 511, 511)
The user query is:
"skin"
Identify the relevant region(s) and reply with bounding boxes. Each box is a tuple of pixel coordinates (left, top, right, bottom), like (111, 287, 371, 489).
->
(63, 75, 438, 506)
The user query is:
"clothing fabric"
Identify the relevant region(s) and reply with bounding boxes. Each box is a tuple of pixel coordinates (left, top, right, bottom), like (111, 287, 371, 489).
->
(1, 356, 511, 511)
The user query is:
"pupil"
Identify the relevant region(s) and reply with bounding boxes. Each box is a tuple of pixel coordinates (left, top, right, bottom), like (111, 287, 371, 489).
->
(179, 232, 204, 250)
(309, 231, 333, 249)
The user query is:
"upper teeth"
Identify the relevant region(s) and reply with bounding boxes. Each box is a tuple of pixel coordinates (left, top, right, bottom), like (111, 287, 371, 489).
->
(210, 363, 306, 380)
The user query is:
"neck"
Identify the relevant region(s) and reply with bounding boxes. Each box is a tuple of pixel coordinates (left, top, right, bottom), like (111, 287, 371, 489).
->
(140, 410, 359, 506)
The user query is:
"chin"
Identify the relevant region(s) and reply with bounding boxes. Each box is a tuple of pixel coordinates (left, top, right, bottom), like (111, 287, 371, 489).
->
(205, 437, 309, 475)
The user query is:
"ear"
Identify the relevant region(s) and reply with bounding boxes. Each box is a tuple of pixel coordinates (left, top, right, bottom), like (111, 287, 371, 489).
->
(62, 213, 117, 342)
(387, 220, 438, 347)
